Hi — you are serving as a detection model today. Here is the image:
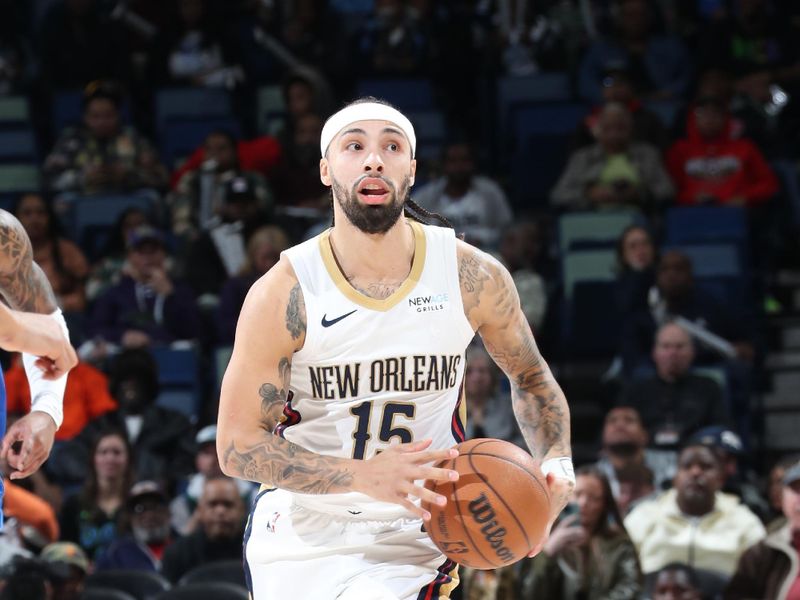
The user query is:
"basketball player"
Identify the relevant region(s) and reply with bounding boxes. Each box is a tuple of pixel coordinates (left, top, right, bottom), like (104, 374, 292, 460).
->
(0, 210, 77, 521)
(218, 97, 574, 599)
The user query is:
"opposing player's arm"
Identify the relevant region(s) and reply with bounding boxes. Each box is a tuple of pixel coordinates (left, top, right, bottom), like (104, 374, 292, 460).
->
(458, 241, 573, 506)
(0, 211, 57, 313)
(217, 259, 457, 515)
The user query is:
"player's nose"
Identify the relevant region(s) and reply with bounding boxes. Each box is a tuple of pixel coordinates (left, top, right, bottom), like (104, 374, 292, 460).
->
(362, 150, 384, 172)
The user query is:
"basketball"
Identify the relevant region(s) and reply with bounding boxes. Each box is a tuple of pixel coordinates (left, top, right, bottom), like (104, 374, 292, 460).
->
(422, 438, 551, 570)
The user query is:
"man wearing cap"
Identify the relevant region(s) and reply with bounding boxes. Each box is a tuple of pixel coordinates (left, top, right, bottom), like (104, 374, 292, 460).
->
(170, 425, 256, 535)
(91, 224, 201, 349)
(217, 96, 573, 598)
(725, 461, 800, 599)
(95, 480, 174, 572)
(40, 541, 90, 600)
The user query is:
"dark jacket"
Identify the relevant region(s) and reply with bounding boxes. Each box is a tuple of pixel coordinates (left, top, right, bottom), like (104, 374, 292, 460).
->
(160, 529, 243, 584)
(96, 535, 168, 572)
(91, 275, 201, 344)
(724, 523, 798, 600)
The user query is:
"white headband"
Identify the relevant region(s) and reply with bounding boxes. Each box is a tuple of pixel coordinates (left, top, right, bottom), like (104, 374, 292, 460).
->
(320, 102, 416, 158)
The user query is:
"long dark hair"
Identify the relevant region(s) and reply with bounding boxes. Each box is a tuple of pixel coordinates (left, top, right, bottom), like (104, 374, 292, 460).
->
(325, 96, 453, 230)
(615, 223, 656, 274)
(80, 428, 135, 517)
(13, 193, 76, 290)
(575, 465, 628, 538)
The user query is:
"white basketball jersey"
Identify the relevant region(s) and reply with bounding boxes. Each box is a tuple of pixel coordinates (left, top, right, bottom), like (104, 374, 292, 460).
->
(280, 221, 475, 519)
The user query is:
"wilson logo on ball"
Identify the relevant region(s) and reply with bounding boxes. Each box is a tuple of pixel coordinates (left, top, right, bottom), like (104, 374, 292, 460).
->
(468, 493, 514, 563)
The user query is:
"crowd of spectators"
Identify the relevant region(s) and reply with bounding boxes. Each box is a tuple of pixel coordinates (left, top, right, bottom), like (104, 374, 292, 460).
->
(0, 0, 799, 599)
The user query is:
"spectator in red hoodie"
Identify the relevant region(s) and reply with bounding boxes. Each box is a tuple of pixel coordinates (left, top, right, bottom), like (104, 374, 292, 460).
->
(666, 96, 779, 207)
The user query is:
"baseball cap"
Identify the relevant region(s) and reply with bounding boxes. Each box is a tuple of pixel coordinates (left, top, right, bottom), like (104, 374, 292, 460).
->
(784, 462, 800, 486)
(196, 424, 217, 446)
(689, 426, 744, 456)
(40, 542, 89, 574)
(128, 480, 168, 508)
(223, 176, 257, 204)
(126, 225, 165, 250)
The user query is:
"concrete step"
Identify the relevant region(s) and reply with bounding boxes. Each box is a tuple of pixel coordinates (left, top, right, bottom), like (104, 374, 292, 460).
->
(771, 371, 800, 395)
(764, 412, 800, 450)
(766, 352, 800, 371)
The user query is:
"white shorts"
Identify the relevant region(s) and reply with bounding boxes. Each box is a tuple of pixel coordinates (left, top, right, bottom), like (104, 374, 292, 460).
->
(244, 488, 459, 600)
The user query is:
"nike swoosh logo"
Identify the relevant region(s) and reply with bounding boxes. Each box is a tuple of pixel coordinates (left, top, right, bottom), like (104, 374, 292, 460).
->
(321, 309, 357, 327)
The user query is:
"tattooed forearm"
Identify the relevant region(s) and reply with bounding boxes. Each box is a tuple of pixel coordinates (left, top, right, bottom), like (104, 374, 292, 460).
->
(0, 217, 57, 312)
(259, 357, 291, 432)
(285, 283, 306, 340)
(223, 437, 355, 493)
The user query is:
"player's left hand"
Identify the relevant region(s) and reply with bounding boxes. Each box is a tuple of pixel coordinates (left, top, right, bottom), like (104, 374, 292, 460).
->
(0, 412, 57, 480)
(527, 473, 575, 558)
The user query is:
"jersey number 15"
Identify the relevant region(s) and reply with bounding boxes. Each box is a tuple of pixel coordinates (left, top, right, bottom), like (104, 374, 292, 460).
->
(350, 401, 416, 459)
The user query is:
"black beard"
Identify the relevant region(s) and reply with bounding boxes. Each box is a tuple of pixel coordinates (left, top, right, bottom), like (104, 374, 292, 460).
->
(606, 442, 640, 457)
(332, 173, 409, 234)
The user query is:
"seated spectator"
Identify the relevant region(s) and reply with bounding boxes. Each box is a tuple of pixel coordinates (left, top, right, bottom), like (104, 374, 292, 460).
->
(14, 193, 89, 315)
(270, 112, 329, 210)
(355, 0, 429, 76)
(689, 426, 770, 522)
(666, 96, 779, 206)
(463, 347, 524, 448)
(39, 0, 128, 89)
(618, 322, 729, 449)
(149, 0, 243, 88)
(86, 206, 149, 302)
(79, 348, 196, 484)
(217, 225, 289, 344)
(170, 425, 256, 535)
(572, 66, 670, 151)
(596, 406, 676, 502)
(96, 480, 174, 572)
(551, 102, 674, 212)
(43, 81, 168, 195)
(625, 443, 765, 583)
(578, 0, 692, 104)
(160, 476, 246, 584)
(89, 225, 201, 351)
(651, 563, 702, 600)
(5, 356, 116, 441)
(766, 455, 800, 531)
(59, 428, 133, 560)
(169, 130, 272, 240)
(414, 142, 513, 249)
(518, 466, 642, 598)
(3, 478, 60, 546)
(498, 221, 547, 330)
(724, 460, 800, 599)
(621, 251, 756, 374)
(615, 224, 657, 315)
(39, 542, 90, 600)
(183, 175, 271, 301)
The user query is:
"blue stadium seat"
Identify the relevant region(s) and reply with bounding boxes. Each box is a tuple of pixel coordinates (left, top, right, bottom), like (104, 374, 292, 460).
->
(407, 109, 446, 144)
(511, 102, 586, 139)
(665, 206, 748, 244)
(0, 129, 37, 162)
(355, 79, 434, 111)
(155, 88, 233, 132)
(152, 346, 201, 422)
(497, 72, 573, 132)
(52, 90, 132, 134)
(67, 195, 155, 255)
(160, 117, 242, 169)
(663, 242, 742, 278)
(0, 96, 29, 127)
(558, 211, 641, 252)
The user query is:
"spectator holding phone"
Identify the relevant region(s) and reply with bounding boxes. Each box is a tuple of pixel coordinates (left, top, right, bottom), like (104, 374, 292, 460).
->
(517, 466, 642, 599)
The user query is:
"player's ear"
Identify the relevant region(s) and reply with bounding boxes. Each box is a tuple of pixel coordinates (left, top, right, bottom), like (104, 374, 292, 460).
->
(409, 158, 416, 187)
(320, 157, 331, 187)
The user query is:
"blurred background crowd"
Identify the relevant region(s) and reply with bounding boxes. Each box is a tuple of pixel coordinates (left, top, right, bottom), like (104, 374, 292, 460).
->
(0, 0, 799, 598)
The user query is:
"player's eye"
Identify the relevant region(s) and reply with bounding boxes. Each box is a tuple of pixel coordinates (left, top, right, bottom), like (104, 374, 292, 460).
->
(346, 142, 362, 151)
(387, 142, 400, 152)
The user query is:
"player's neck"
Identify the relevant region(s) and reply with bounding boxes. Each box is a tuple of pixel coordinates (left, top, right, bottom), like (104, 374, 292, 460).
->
(329, 216, 415, 281)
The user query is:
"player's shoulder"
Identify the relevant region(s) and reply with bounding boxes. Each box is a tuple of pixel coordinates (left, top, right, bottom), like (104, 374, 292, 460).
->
(455, 238, 511, 287)
(247, 256, 300, 304)
(0, 208, 24, 233)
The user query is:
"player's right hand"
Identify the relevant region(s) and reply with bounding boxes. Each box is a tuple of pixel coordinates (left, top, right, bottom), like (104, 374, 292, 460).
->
(7, 312, 77, 379)
(352, 439, 459, 521)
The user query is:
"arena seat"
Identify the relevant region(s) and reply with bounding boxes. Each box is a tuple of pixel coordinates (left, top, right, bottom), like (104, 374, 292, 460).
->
(561, 248, 617, 301)
(67, 194, 155, 257)
(155, 88, 232, 133)
(558, 211, 641, 253)
(178, 559, 247, 588)
(160, 117, 242, 169)
(152, 346, 201, 421)
(154, 582, 249, 600)
(664, 205, 748, 245)
(80, 587, 138, 600)
(355, 78, 434, 111)
(86, 570, 170, 600)
(0, 129, 37, 162)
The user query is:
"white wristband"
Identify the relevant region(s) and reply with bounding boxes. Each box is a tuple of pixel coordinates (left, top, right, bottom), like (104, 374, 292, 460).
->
(541, 457, 576, 485)
(22, 309, 70, 429)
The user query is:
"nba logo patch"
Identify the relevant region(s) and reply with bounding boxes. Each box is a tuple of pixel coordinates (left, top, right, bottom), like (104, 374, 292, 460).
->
(266, 512, 280, 533)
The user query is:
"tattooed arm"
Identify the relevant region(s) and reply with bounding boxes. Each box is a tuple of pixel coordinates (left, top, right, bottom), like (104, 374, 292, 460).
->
(0, 210, 77, 480)
(458, 241, 573, 510)
(217, 258, 457, 519)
